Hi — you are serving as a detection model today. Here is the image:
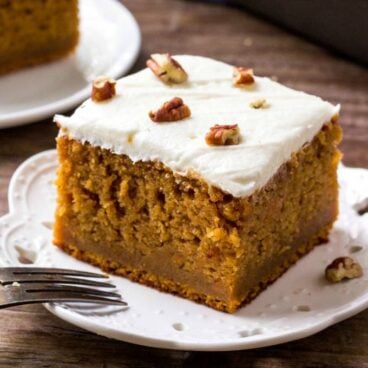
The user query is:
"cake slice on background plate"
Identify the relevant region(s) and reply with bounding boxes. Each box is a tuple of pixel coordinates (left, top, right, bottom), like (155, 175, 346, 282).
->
(53, 55, 342, 313)
(0, 0, 79, 75)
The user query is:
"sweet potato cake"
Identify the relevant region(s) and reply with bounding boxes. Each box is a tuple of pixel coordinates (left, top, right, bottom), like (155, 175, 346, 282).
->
(54, 55, 342, 313)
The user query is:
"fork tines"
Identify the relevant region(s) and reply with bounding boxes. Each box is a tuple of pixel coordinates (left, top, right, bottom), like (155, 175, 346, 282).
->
(0, 267, 127, 309)
(4, 267, 108, 277)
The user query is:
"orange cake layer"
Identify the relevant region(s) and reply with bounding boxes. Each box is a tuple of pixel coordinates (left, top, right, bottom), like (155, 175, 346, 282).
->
(54, 120, 342, 313)
(0, 0, 79, 75)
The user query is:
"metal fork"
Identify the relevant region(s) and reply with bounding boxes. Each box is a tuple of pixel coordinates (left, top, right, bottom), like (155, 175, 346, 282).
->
(0, 267, 127, 309)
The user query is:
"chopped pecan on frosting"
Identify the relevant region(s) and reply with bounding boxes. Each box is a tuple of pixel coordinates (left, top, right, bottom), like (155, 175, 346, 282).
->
(331, 114, 339, 124)
(233, 66, 254, 86)
(149, 97, 191, 122)
(91, 76, 116, 102)
(146, 53, 188, 84)
(205, 124, 240, 146)
(325, 257, 363, 283)
(250, 98, 269, 109)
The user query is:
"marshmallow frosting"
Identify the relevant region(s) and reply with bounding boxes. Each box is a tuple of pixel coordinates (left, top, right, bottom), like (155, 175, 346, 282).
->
(55, 55, 339, 197)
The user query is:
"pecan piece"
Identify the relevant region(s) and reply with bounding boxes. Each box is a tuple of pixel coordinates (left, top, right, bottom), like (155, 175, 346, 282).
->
(146, 53, 188, 84)
(250, 98, 269, 109)
(331, 113, 340, 124)
(233, 66, 254, 86)
(91, 76, 116, 102)
(149, 97, 191, 122)
(325, 257, 363, 283)
(205, 124, 240, 146)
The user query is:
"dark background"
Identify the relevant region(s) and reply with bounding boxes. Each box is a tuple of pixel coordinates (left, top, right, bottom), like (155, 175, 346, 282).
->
(206, 0, 368, 65)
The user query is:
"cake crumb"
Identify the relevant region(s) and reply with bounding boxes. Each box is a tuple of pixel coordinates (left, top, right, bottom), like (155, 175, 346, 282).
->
(127, 133, 135, 144)
(294, 305, 311, 312)
(350, 245, 363, 254)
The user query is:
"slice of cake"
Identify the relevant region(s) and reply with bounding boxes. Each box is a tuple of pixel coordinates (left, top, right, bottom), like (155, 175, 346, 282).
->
(0, 0, 79, 75)
(54, 55, 342, 313)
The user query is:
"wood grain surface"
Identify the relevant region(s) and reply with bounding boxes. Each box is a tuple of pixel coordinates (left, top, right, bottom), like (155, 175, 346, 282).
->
(0, 0, 367, 367)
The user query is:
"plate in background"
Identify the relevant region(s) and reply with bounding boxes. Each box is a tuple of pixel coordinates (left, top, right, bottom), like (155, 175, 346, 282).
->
(0, 0, 141, 129)
(0, 150, 367, 351)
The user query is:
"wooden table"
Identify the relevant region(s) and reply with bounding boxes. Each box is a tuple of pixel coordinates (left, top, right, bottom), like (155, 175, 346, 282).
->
(0, 1, 367, 366)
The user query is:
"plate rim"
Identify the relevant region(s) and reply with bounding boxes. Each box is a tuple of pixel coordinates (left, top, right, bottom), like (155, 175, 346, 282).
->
(44, 294, 368, 351)
(0, 0, 141, 129)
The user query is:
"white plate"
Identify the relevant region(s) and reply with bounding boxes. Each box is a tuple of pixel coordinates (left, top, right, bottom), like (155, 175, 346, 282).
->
(0, 0, 141, 129)
(0, 150, 367, 351)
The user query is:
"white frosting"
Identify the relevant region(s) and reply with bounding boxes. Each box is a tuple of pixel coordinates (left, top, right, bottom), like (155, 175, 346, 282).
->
(55, 55, 339, 197)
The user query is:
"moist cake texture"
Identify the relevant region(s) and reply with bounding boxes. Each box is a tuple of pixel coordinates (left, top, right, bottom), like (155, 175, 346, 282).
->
(0, 0, 78, 75)
(54, 55, 342, 312)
